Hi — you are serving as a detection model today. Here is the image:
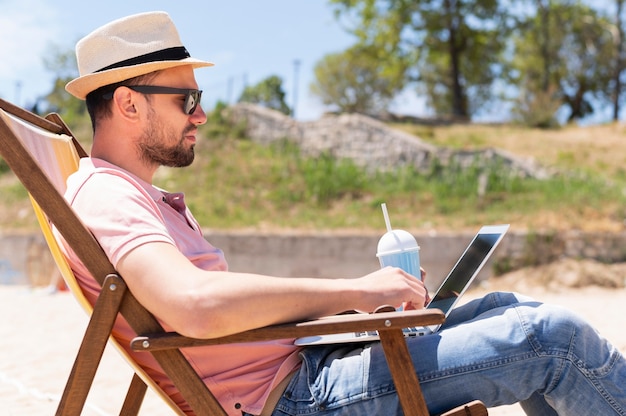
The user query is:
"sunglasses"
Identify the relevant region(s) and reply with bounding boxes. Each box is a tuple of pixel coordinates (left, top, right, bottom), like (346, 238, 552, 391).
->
(103, 85, 203, 115)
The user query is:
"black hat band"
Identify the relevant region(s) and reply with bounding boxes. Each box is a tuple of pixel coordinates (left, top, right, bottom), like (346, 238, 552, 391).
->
(96, 46, 191, 73)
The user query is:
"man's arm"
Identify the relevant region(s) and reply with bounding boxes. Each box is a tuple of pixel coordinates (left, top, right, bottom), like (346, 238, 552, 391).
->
(117, 241, 428, 339)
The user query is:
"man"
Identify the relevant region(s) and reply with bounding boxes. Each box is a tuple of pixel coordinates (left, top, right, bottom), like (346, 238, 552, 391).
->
(59, 11, 626, 416)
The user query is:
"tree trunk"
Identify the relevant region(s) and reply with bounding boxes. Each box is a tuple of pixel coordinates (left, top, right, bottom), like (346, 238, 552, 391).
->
(538, 0, 551, 93)
(444, 0, 467, 118)
(613, 0, 624, 121)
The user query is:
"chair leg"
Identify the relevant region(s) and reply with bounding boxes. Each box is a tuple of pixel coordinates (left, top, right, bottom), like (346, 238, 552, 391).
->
(378, 329, 429, 416)
(119, 373, 148, 416)
(439, 400, 488, 416)
(56, 275, 127, 416)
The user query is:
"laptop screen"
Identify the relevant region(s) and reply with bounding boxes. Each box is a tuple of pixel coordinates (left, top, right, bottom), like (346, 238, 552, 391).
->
(426, 225, 509, 314)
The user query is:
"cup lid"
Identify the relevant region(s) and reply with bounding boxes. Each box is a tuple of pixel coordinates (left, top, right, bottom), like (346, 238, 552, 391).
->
(376, 229, 419, 257)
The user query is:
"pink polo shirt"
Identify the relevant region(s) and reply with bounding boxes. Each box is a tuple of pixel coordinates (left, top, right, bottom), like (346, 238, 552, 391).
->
(57, 158, 302, 416)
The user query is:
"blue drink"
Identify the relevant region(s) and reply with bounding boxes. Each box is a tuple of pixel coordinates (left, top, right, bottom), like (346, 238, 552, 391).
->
(378, 249, 421, 280)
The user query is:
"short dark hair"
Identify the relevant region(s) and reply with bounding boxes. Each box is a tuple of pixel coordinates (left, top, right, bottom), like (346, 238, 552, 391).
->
(85, 71, 159, 133)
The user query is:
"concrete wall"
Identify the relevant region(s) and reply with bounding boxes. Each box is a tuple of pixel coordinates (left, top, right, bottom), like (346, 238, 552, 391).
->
(3, 230, 626, 292)
(207, 230, 505, 292)
(0, 232, 56, 286)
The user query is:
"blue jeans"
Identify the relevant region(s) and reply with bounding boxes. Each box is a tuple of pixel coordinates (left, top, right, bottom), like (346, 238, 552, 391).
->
(269, 292, 626, 415)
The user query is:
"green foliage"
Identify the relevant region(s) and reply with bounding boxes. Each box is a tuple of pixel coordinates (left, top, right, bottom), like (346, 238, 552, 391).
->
(2, 181, 29, 202)
(418, 0, 509, 118)
(39, 44, 88, 123)
(511, 86, 562, 128)
(328, 1, 624, 124)
(506, 2, 616, 124)
(311, 45, 404, 114)
(269, 141, 366, 206)
(201, 101, 248, 139)
(330, 0, 510, 118)
(3, 119, 626, 232)
(154, 131, 626, 231)
(0, 158, 10, 175)
(238, 75, 291, 115)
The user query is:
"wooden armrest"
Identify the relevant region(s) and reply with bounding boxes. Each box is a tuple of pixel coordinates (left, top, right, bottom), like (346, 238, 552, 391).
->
(131, 308, 445, 352)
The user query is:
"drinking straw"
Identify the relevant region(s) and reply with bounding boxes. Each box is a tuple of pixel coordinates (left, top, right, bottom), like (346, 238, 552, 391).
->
(381, 203, 392, 232)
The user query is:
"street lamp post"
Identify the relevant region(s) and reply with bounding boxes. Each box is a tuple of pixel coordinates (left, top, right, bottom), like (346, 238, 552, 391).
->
(292, 59, 301, 119)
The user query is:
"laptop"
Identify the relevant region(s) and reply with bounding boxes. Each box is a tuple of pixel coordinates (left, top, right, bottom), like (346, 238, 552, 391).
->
(294, 224, 510, 346)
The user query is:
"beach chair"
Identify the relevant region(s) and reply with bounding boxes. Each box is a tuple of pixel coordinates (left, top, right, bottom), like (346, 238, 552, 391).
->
(0, 98, 487, 416)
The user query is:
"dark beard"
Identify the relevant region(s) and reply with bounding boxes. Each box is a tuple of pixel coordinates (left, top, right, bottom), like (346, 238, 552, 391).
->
(138, 110, 196, 168)
(139, 139, 195, 168)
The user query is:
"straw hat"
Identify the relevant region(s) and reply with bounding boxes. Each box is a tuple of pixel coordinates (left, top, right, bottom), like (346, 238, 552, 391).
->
(65, 11, 214, 99)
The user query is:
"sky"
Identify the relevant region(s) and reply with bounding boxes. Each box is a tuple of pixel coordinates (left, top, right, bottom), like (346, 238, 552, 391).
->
(0, 0, 426, 121)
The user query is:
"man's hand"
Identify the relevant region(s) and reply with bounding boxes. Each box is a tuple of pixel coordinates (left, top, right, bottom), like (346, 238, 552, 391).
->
(354, 266, 429, 312)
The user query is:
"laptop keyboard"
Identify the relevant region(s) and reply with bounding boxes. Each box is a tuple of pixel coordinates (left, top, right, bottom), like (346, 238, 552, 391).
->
(352, 327, 427, 338)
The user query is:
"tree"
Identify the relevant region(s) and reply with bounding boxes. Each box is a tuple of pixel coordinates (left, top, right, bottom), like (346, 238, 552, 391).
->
(330, 0, 510, 119)
(611, 0, 625, 121)
(238, 75, 291, 115)
(310, 45, 405, 115)
(508, 1, 616, 124)
(40, 45, 87, 124)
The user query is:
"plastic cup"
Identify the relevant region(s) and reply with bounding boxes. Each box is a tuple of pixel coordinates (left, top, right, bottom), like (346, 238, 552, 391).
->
(376, 229, 421, 280)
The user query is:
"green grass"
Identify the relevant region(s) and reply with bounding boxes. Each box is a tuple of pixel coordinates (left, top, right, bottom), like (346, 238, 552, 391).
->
(153, 128, 626, 233)
(2, 114, 626, 233)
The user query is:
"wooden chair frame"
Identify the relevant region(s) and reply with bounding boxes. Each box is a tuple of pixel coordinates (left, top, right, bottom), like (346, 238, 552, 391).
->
(0, 98, 487, 416)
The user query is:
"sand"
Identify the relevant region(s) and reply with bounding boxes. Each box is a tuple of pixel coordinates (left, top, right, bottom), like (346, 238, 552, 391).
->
(0, 283, 624, 416)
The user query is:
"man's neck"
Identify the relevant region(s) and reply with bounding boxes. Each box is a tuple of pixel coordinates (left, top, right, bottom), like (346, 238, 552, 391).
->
(91, 146, 156, 184)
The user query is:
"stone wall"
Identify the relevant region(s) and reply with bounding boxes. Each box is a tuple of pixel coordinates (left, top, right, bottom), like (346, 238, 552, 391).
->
(227, 103, 551, 179)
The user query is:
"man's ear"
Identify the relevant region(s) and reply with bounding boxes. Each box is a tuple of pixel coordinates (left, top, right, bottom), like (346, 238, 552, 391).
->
(112, 86, 140, 120)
